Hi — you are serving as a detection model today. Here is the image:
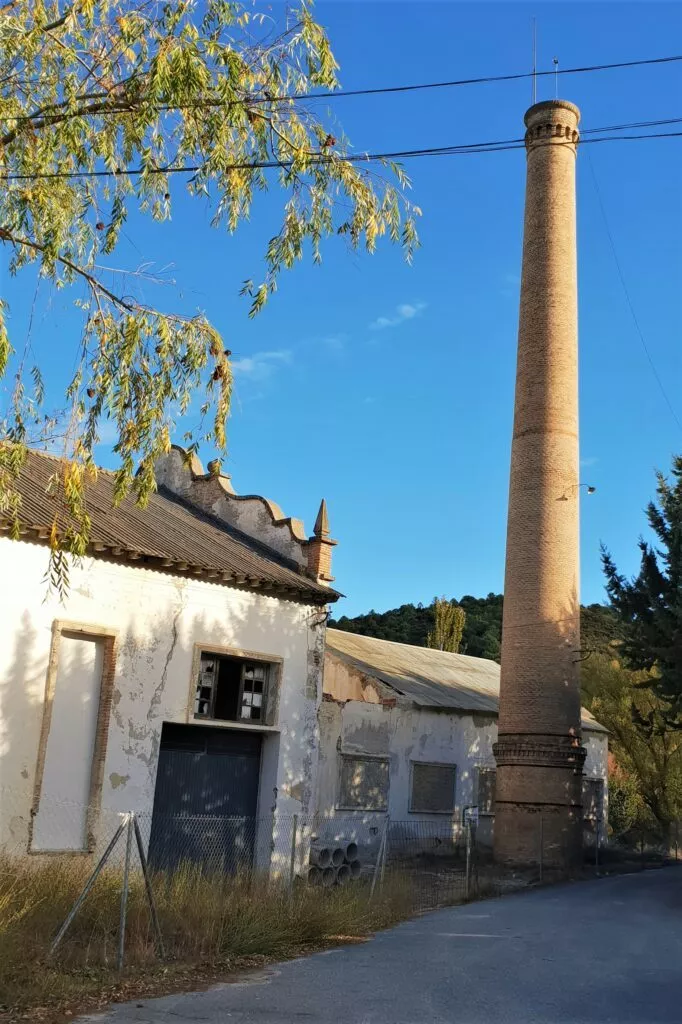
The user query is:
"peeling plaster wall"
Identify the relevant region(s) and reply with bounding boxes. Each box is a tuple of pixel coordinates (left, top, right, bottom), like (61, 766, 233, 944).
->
(583, 731, 609, 844)
(323, 654, 385, 704)
(317, 697, 497, 832)
(0, 537, 325, 862)
(316, 658, 609, 847)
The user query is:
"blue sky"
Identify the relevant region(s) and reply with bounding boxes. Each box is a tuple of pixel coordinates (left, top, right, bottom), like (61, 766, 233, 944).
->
(2, 2, 681, 618)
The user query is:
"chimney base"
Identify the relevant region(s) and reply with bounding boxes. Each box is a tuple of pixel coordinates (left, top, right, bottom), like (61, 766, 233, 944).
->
(493, 733, 586, 869)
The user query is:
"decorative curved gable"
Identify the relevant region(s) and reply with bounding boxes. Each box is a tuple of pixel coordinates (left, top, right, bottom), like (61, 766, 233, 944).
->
(154, 446, 309, 568)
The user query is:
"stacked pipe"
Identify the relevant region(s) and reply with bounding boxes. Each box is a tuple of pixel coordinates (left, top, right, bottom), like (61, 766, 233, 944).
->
(308, 840, 362, 886)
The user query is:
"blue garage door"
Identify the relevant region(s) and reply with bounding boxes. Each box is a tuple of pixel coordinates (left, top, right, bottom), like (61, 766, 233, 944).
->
(148, 723, 262, 873)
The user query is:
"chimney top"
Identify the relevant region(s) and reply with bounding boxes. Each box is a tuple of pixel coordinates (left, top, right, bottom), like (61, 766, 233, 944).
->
(524, 99, 580, 153)
(524, 98, 580, 127)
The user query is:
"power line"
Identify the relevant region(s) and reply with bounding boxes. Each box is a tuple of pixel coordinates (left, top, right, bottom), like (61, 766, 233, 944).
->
(586, 151, 682, 436)
(2, 121, 681, 182)
(278, 54, 682, 103)
(3, 54, 682, 123)
(582, 117, 682, 135)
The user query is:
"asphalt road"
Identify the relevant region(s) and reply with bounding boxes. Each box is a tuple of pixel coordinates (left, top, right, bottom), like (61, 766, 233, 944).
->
(80, 868, 682, 1024)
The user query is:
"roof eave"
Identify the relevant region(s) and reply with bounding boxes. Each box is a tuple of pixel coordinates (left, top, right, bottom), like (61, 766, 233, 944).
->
(1, 525, 338, 605)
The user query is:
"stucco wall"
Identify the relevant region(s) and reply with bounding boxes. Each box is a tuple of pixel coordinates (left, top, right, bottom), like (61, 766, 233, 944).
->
(154, 448, 308, 568)
(316, 658, 609, 850)
(317, 696, 498, 837)
(583, 731, 610, 844)
(0, 536, 325, 866)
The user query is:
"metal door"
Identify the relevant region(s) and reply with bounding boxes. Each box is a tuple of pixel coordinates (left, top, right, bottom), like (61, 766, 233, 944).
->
(148, 723, 262, 873)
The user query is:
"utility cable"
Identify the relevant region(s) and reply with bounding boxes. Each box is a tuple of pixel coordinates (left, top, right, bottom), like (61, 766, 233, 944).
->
(2, 122, 681, 182)
(4, 53, 681, 121)
(278, 54, 682, 103)
(586, 151, 682, 435)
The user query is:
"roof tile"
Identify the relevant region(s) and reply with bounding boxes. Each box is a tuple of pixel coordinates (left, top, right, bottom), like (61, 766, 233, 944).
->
(4, 450, 336, 603)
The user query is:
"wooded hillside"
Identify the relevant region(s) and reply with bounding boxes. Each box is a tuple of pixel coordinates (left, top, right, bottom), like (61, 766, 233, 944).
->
(330, 596, 621, 663)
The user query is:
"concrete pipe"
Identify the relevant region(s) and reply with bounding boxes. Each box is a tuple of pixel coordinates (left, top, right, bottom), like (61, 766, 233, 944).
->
(336, 864, 352, 886)
(308, 865, 322, 885)
(309, 846, 332, 868)
(331, 847, 345, 867)
(321, 867, 336, 887)
(344, 842, 359, 863)
(349, 859, 362, 879)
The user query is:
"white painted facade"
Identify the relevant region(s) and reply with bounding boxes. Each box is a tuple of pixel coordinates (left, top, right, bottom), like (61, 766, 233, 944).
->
(0, 536, 325, 870)
(316, 652, 609, 848)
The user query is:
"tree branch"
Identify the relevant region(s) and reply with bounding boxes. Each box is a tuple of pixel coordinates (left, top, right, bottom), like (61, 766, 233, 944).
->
(0, 227, 136, 311)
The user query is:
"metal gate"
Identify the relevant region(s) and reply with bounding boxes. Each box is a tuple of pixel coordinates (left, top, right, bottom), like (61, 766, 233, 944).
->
(148, 723, 262, 873)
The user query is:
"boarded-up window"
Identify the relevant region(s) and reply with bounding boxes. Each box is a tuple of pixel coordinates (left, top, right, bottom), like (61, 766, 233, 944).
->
(478, 768, 497, 815)
(338, 756, 389, 811)
(582, 778, 604, 822)
(409, 762, 456, 814)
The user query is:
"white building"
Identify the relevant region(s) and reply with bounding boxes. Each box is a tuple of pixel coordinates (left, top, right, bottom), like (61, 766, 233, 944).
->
(0, 446, 337, 872)
(317, 630, 608, 848)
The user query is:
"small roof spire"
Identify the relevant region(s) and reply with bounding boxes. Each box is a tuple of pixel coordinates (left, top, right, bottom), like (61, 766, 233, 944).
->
(313, 498, 330, 539)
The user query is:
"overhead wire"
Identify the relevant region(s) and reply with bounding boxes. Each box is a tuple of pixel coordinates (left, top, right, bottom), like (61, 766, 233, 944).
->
(269, 53, 682, 103)
(3, 54, 682, 126)
(586, 151, 682, 435)
(2, 119, 681, 182)
(4, 53, 681, 121)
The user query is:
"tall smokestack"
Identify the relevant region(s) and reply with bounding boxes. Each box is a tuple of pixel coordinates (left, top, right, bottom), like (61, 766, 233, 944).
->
(493, 100, 585, 868)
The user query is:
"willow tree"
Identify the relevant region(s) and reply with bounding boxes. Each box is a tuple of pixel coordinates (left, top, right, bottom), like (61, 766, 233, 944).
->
(427, 597, 466, 654)
(0, 1, 418, 574)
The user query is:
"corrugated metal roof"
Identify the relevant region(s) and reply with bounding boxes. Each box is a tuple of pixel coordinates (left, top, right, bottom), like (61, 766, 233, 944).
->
(326, 629, 607, 733)
(3, 449, 336, 602)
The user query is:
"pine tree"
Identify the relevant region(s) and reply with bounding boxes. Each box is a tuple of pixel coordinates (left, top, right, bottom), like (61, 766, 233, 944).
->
(602, 455, 682, 728)
(426, 597, 466, 653)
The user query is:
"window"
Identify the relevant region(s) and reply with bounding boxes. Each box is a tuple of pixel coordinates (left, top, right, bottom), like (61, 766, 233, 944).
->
(409, 762, 457, 814)
(338, 755, 389, 811)
(195, 652, 271, 724)
(582, 778, 604, 823)
(477, 768, 497, 815)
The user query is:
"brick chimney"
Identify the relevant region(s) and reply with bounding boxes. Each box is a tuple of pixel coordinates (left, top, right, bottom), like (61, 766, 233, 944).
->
(307, 499, 336, 586)
(493, 100, 585, 869)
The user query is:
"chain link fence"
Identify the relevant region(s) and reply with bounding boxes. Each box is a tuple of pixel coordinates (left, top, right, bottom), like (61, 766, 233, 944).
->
(1, 786, 679, 977)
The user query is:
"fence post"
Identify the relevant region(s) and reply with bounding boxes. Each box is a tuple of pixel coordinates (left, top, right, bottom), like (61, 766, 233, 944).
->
(465, 821, 472, 900)
(370, 817, 389, 900)
(380, 815, 390, 890)
(117, 813, 134, 972)
(132, 814, 165, 958)
(289, 814, 298, 889)
(49, 814, 128, 957)
(538, 815, 544, 884)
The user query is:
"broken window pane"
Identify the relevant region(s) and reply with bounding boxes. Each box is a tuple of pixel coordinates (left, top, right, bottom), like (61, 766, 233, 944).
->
(195, 653, 270, 724)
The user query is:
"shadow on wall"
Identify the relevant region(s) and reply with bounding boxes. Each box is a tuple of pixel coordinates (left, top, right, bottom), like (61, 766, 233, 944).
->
(0, 611, 44, 848)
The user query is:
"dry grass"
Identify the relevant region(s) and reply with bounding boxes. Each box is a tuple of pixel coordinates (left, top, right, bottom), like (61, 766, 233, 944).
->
(0, 854, 414, 1019)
